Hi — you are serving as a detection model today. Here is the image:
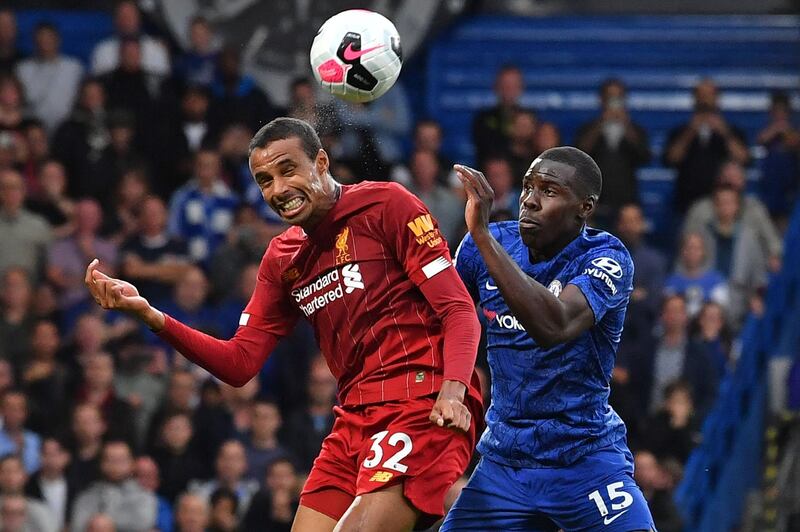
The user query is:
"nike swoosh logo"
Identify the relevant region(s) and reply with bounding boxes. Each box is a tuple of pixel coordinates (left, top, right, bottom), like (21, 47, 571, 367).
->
(343, 43, 384, 61)
(485, 281, 498, 291)
(603, 509, 629, 525)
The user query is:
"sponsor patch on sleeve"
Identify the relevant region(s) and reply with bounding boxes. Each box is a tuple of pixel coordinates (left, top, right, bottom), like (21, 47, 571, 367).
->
(239, 313, 250, 326)
(422, 256, 451, 279)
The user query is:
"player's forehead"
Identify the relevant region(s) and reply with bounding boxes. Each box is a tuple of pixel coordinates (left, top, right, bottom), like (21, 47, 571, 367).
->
(523, 156, 577, 186)
(249, 137, 308, 172)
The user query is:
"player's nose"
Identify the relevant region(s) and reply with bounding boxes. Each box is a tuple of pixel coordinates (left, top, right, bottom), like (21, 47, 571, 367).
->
(522, 187, 541, 211)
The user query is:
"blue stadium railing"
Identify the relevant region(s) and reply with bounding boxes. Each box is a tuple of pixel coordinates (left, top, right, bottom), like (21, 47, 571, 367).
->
(674, 201, 800, 531)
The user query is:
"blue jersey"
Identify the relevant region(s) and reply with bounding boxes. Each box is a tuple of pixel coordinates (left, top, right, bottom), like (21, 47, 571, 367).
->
(455, 222, 633, 468)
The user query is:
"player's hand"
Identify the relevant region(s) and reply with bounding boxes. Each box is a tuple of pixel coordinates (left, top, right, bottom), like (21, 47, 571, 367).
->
(454, 164, 493, 236)
(85, 259, 165, 330)
(429, 380, 471, 432)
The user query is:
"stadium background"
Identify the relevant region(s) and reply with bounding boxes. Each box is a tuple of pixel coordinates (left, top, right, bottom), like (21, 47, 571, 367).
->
(0, 0, 798, 530)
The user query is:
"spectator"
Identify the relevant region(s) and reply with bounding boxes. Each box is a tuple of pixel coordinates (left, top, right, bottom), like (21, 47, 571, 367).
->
(532, 121, 561, 157)
(24, 159, 74, 238)
(74, 353, 136, 446)
(47, 198, 118, 313)
(405, 149, 463, 249)
(506, 110, 538, 184)
(174, 16, 219, 88)
(286, 77, 336, 135)
(242, 458, 299, 532)
(642, 381, 700, 464)
(103, 166, 151, 244)
(21, 320, 71, 435)
(151, 413, 204, 504)
(18, 119, 51, 198)
(691, 301, 733, 379)
(25, 437, 76, 531)
(168, 149, 238, 265)
(191, 380, 234, 472)
(220, 378, 260, 436)
(215, 262, 259, 338)
(625, 295, 719, 420)
(15, 23, 83, 133)
(633, 450, 683, 532)
(84, 110, 147, 208)
(575, 78, 651, 226)
(114, 346, 168, 451)
(173, 492, 210, 532)
(90, 0, 170, 77)
(333, 81, 412, 165)
(188, 440, 259, 518)
(704, 185, 769, 323)
(52, 78, 110, 192)
(121, 195, 190, 303)
(684, 160, 783, 270)
(240, 401, 288, 484)
(67, 401, 108, 493)
(0, 169, 51, 281)
(0, 455, 57, 532)
(0, 360, 12, 399)
(0, 267, 35, 368)
(102, 37, 161, 136)
(664, 78, 749, 212)
(71, 441, 157, 532)
(663, 232, 728, 319)
(616, 204, 667, 339)
(0, 391, 41, 473)
(152, 266, 219, 345)
(472, 65, 527, 166)
(282, 355, 336, 473)
(757, 91, 800, 220)
(207, 487, 238, 532)
(145, 370, 196, 452)
(0, 493, 29, 532)
(0, 74, 26, 132)
(156, 85, 216, 198)
(0, 10, 22, 74)
(484, 157, 521, 219)
(86, 513, 117, 532)
(208, 47, 277, 134)
(135, 456, 173, 532)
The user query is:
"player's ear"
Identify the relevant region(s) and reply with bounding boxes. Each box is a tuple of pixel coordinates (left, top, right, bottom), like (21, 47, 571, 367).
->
(315, 149, 330, 176)
(579, 194, 597, 221)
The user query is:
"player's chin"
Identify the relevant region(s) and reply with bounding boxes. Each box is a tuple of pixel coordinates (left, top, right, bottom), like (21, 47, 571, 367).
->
(519, 230, 538, 248)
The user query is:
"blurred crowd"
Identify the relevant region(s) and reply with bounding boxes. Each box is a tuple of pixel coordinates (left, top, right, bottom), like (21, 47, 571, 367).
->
(0, 3, 798, 531)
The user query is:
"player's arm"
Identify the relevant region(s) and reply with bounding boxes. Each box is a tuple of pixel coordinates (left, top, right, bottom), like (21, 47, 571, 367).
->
(85, 258, 287, 387)
(381, 184, 481, 431)
(454, 165, 594, 348)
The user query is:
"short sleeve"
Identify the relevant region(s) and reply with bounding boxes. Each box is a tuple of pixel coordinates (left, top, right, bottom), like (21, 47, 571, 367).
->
(240, 249, 300, 338)
(381, 183, 455, 286)
(454, 233, 481, 300)
(567, 246, 634, 324)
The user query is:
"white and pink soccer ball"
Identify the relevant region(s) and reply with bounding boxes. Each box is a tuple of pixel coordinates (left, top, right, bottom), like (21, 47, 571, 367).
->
(310, 9, 403, 103)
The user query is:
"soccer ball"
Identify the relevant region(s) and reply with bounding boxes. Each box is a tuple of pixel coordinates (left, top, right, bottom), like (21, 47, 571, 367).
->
(310, 9, 403, 103)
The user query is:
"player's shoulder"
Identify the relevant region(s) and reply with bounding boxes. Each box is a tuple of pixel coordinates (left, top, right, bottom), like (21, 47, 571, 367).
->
(265, 226, 304, 257)
(346, 180, 410, 201)
(581, 227, 632, 262)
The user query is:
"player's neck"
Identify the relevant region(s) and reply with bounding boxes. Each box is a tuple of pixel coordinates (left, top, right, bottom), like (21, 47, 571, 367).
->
(300, 178, 341, 233)
(528, 228, 582, 263)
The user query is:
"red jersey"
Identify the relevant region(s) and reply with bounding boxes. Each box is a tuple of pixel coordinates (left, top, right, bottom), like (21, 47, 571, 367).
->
(241, 181, 465, 406)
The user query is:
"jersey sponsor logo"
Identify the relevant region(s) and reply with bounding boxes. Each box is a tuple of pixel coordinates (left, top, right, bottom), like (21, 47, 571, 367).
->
(342, 263, 364, 293)
(547, 279, 562, 297)
(590, 257, 623, 279)
(482, 308, 525, 331)
(421, 256, 451, 279)
(583, 258, 623, 296)
(291, 265, 365, 317)
(369, 471, 394, 483)
(407, 214, 443, 248)
(485, 280, 498, 290)
(335, 227, 352, 265)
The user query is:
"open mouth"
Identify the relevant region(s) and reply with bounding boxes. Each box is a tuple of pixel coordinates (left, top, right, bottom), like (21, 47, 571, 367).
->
(275, 195, 308, 219)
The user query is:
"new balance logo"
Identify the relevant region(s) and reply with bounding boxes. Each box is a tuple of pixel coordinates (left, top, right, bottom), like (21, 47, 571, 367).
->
(342, 264, 364, 294)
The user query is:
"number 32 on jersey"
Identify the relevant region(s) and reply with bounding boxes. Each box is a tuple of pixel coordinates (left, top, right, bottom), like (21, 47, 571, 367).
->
(363, 430, 413, 483)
